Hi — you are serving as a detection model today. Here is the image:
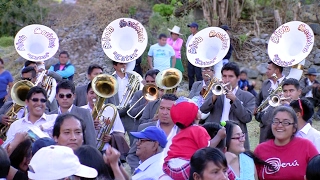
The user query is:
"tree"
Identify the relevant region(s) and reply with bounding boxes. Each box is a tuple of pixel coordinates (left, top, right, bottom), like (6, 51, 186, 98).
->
(0, 0, 47, 36)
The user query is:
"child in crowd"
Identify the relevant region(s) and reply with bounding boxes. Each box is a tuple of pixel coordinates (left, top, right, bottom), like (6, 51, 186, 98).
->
(238, 70, 257, 97)
(162, 97, 226, 180)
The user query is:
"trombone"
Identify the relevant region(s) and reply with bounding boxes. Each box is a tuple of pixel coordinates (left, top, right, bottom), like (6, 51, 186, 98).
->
(91, 74, 119, 151)
(127, 84, 158, 119)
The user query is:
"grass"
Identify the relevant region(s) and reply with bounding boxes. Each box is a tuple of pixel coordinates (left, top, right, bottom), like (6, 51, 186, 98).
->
(0, 36, 14, 47)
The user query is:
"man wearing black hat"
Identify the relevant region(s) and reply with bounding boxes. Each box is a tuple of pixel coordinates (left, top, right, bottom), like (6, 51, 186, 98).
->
(186, 22, 203, 91)
(300, 67, 320, 118)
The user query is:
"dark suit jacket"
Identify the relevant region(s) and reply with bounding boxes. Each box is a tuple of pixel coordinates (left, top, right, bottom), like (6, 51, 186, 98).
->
(255, 106, 275, 143)
(126, 121, 157, 171)
(200, 89, 255, 150)
(50, 105, 97, 148)
(139, 99, 161, 124)
(127, 90, 147, 121)
(74, 84, 88, 107)
(300, 77, 319, 97)
(188, 81, 203, 98)
(256, 80, 271, 107)
(0, 100, 58, 124)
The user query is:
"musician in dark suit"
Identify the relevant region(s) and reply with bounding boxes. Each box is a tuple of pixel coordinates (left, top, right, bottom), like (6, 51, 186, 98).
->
(50, 80, 96, 148)
(188, 66, 215, 99)
(200, 62, 255, 150)
(73, 64, 103, 107)
(256, 61, 284, 107)
(127, 69, 159, 125)
(24, 60, 63, 83)
(126, 93, 179, 172)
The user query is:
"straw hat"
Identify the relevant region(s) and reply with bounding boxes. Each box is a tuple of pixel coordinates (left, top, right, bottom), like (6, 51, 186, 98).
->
(168, 25, 183, 35)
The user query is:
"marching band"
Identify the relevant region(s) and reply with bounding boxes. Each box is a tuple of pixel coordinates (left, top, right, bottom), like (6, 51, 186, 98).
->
(0, 18, 319, 180)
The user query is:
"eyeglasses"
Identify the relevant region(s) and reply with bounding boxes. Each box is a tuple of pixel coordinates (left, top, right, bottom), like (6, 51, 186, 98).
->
(231, 133, 246, 141)
(58, 93, 73, 99)
(137, 139, 154, 144)
(21, 77, 32, 81)
(298, 99, 304, 117)
(272, 120, 295, 126)
(30, 98, 47, 103)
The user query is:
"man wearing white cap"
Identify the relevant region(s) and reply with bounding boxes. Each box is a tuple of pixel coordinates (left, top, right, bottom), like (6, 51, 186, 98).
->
(147, 34, 176, 71)
(28, 145, 97, 180)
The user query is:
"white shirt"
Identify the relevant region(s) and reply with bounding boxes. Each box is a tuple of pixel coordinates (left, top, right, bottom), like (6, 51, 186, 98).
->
(221, 86, 238, 122)
(58, 104, 74, 114)
(132, 153, 165, 180)
(269, 75, 285, 91)
(2, 113, 58, 147)
(116, 73, 129, 107)
(296, 123, 320, 153)
(186, 34, 194, 48)
(305, 78, 314, 98)
(156, 120, 178, 158)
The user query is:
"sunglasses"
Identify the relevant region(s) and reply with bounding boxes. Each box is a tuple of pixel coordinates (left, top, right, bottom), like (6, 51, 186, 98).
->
(21, 77, 32, 81)
(31, 98, 47, 103)
(58, 93, 73, 99)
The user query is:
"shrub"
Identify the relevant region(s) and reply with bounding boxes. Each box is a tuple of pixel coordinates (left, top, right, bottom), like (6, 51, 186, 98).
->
(0, 36, 14, 47)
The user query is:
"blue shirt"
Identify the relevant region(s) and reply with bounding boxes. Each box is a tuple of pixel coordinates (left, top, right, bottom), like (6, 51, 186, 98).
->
(148, 43, 175, 71)
(0, 70, 13, 98)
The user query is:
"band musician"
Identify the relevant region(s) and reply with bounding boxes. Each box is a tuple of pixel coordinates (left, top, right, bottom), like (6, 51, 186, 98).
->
(188, 66, 215, 99)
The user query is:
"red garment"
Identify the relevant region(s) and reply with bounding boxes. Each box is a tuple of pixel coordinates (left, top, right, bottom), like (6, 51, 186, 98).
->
(254, 137, 318, 180)
(165, 125, 210, 161)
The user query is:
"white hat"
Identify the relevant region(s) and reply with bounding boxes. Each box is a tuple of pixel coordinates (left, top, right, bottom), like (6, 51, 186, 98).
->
(28, 145, 98, 180)
(168, 25, 183, 35)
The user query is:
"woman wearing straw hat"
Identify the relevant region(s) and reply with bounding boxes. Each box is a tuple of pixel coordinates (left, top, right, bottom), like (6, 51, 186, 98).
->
(167, 26, 184, 73)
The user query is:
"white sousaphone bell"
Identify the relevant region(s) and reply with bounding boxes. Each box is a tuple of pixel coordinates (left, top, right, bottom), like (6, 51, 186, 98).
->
(14, 24, 59, 102)
(101, 18, 148, 64)
(186, 27, 230, 68)
(268, 21, 315, 80)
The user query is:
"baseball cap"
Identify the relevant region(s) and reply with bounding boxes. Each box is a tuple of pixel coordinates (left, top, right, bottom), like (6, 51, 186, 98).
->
(32, 137, 56, 156)
(171, 97, 199, 127)
(130, 126, 167, 148)
(220, 25, 230, 31)
(187, 22, 198, 28)
(28, 145, 98, 180)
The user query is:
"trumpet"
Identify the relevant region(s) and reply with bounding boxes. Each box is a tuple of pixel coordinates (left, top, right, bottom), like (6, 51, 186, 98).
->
(211, 82, 232, 95)
(91, 74, 119, 151)
(0, 80, 34, 139)
(257, 80, 285, 112)
(269, 94, 291, 107)
(127, 84, 158, 119)
(155, 68, 182, 94)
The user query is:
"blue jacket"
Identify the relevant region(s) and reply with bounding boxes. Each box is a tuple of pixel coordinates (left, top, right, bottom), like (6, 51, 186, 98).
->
(49, 61, 75, 81)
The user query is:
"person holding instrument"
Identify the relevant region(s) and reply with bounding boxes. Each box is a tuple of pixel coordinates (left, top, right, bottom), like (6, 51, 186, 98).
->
(188, 66, 215, 99)
(200, 62, 255, 150)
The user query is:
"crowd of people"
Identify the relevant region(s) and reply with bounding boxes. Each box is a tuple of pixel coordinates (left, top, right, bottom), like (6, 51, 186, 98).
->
(0, 21, 320, 180)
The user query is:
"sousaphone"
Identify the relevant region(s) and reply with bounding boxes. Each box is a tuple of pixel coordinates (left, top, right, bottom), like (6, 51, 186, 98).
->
(101, 18, 148, 63)
(268, 21, 314, 80)
(14, 24, 59, 102)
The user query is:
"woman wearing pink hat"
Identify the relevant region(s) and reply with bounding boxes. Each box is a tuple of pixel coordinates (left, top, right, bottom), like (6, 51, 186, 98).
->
(167, 25, 184, 72)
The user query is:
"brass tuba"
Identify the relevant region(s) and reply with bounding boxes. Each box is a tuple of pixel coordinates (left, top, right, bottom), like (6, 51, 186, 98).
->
(91, 74, 119, 151)
(0, 80, 34, 138)
(155, 68, 182, 94)
(127, 84, 158, 119)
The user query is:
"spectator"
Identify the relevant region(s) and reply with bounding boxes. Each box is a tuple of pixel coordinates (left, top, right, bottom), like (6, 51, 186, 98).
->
(27, 145, 97, 179)
(167, 25, 184, 73)
(148, 34, 176, 71)
(220, 25, 233, 65)
(254, 106, 318, 180)
(186, 22, 202, 90)
(0, 58, 13, 108)
(238, 70, 257, 96)
(49, 51, 75, 81)
(189, 147, 228, 180)
(133, 56, 143, 77)
(306, 154, 320, 180)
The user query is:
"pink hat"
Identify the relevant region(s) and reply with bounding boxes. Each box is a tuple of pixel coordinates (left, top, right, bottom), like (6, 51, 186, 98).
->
(170, 97, 199, 127)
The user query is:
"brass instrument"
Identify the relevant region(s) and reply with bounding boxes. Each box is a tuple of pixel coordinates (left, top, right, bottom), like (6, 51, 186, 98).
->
(155, 68, 182, 94)
(0, 80, 34, 138)
(256, 80, 285, 112)
(35, 70, 57, 103)
(127, 84, 158, 119)
(202, 75, 219, 99)
(91, 74, 119, 151)
(118, 71, 143, 110)
(268, 94, 291, 107)
(211, 82, 232, 96)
